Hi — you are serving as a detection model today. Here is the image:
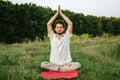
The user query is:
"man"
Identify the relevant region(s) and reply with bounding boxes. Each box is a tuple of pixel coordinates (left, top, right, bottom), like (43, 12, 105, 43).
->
(41, 6, 81, 72)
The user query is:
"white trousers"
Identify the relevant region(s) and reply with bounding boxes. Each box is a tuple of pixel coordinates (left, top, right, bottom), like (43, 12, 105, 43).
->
(41, 61, 81, 71)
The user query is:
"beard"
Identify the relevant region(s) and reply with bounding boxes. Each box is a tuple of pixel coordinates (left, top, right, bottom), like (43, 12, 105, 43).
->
(57, 32, 63, 35)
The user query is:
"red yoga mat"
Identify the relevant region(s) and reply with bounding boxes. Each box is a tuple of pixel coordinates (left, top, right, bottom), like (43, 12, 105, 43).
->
(39, 70, 78, 79)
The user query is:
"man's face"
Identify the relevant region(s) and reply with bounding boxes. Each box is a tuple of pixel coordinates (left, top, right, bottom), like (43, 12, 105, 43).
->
(55, 23, 65, 34)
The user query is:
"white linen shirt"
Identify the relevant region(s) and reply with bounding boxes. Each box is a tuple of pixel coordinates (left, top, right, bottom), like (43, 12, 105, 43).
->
(48, 30, 72, 65)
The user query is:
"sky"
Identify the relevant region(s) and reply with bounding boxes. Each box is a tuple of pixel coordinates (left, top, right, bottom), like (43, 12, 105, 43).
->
(10, 0, 120, 17)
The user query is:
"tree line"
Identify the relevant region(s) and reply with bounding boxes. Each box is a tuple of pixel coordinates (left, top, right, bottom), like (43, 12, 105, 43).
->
(0, 0, 120, 43)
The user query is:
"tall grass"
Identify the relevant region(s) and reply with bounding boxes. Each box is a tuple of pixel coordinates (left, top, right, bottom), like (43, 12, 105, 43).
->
(0, 34, 120, 80)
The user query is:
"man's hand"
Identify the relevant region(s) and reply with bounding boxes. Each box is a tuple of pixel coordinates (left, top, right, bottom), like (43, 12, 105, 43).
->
(57, 5, 62, 15)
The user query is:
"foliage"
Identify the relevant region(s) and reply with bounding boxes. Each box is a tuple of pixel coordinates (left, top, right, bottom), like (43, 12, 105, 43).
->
(0, 0, 120, 43)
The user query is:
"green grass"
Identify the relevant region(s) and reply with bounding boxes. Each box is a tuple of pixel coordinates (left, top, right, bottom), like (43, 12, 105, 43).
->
(0, 34, 120, 80)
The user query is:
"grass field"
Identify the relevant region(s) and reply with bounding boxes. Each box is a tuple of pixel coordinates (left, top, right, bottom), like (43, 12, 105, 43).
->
(0, 34, 120, 80)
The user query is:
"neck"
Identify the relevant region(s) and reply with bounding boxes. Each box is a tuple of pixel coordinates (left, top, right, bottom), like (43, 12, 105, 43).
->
(56, 33, 63, 39)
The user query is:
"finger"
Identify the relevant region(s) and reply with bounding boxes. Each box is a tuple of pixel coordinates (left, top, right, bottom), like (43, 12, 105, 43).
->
(57, 5, 60, 14)
(58, 5, 60, 9)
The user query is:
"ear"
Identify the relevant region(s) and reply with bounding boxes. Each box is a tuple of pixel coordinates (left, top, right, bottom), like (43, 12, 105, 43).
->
(54, 27, 56, 31)
(63, 27, 65, 30)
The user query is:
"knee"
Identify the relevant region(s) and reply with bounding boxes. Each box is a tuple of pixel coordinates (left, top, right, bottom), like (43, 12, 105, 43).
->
(77, 62, 81, 68)
(41, 61, 49, 68)
(71, 62, 81, 69)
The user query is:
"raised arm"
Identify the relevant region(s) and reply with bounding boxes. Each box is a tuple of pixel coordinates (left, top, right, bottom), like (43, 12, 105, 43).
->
(47, 11, 59, 34)
(59, 6, 73, 34)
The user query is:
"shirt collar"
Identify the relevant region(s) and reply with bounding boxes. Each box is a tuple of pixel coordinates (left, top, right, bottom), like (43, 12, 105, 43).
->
(55, 34, 64, 37)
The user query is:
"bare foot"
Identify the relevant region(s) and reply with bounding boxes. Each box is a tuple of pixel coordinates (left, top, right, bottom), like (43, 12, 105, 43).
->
(58, 64, 71, 72)
(65, 63, 71, 66)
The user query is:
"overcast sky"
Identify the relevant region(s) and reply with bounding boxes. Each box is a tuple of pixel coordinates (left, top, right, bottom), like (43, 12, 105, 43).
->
(11, 0, 120, 17)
